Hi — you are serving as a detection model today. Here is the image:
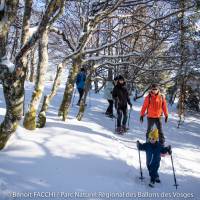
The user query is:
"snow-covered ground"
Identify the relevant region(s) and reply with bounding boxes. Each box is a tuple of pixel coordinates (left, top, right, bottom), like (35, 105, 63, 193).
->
(0, 82, 200, 200)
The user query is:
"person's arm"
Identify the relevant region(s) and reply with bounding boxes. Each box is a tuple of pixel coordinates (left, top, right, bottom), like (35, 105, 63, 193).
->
(126, 89, 132, 106)
(112, 86, 117, 99)
(137, 140, 147, 151)
(160, 145, 172, 155)
(76, 74, 80, 85)
(83, 74, 86, 82)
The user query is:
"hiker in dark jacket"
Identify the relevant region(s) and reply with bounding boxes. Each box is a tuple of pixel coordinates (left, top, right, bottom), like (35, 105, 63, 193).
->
(112, 75, 132, 133)
(137, 128, 172, 187)
(76, 68, 86, 106)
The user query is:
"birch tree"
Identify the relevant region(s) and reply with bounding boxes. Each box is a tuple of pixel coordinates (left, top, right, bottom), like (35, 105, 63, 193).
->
(0, 0, 66, 149)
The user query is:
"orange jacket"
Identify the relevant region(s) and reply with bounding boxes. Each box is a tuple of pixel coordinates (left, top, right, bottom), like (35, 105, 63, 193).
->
(140, 92, 168, 118)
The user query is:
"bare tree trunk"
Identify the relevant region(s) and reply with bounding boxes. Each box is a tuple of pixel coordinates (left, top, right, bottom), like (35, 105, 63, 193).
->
(178, 0, 186, 127)
(29, 47, 37, 82)
(23, 29, 49, 130)
(10, 26, 20, 60)
(0, 0, 66, 149)
(20, 0, 33, 80)
(58, 55, 82, 121)
(0, 0, 20, 149)
(37, 62, 64, 128)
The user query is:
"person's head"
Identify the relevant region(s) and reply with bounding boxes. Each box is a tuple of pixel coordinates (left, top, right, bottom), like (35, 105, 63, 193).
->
(151, 83, 159, 94)
(118, 75, 125, 84)
(148, 128, 159, 144)
(80, 68, 85, 72)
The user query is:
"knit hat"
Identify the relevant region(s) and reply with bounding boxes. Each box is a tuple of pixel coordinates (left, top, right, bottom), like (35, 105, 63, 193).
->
(118, 75, 124, 81)
(151, 83, 159, 90)
(148, 128, 159, 141)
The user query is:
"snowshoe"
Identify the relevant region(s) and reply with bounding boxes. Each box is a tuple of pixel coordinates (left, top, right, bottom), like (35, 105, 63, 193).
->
(108, 114, 115, 118)
(115, 127, 124, 135)
(122, 126, 129, 132)
(149, 180, 155, 188)
(155, 177, 161, 183)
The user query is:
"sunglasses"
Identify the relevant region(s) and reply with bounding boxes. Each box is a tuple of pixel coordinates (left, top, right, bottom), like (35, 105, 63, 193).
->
(152, 88, 158, 91)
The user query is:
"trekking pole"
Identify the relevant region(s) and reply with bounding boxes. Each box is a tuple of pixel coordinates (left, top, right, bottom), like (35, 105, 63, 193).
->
(88, 89, 91, 107)
(138, 146, 144, 180)
(127, 108, 132, 129)
(71, 88, 76, 107)
(114, 100, 118, 132)
(170, 153, 178, 189)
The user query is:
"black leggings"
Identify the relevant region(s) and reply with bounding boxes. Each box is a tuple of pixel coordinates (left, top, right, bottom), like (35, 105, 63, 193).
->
(117, 107, 127, 127)
(106, 100, 113, 115)
(146, 117, 165, 144)
(78, 88, 84, 103)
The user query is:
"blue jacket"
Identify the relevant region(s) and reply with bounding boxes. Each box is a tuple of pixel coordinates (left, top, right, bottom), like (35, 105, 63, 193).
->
(138, 141, 169, 167)
(76, 72, 86, 89)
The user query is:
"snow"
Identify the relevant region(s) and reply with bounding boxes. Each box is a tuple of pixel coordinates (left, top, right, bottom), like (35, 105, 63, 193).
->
(0, 56, 15, 73)
(29, 26, 38, 38)
(0, 82, 200, 200)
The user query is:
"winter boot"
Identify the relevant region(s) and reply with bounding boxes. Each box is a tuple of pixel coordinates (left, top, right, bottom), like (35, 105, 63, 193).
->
(122, 125, 128, 132)
(149, 181, 155, 188)
(115, 127, 123, 134)
(155, 177, 161, 183)
(149, 179, 155, 188)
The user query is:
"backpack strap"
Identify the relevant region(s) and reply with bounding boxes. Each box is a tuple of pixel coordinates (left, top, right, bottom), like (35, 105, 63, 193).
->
(147, 93, 151, 114)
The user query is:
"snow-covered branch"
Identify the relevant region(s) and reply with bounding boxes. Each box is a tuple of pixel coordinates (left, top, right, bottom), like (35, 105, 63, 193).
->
(0, 0, 5, 11)
(85, 6, 195, 55)
(50, 27, 75, 52)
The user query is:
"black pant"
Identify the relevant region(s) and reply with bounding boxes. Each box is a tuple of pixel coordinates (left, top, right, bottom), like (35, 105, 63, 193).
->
(117, 107, 127, 127)
(78, 88, 84, 104)
(147, 162, 160, 181)
(106, 100, 113, 115)
(146, 118, 165, 144)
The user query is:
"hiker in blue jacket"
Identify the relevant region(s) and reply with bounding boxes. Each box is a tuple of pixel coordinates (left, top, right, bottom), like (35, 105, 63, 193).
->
(76, 68, 86, 106)
(137, 128, 172, 187)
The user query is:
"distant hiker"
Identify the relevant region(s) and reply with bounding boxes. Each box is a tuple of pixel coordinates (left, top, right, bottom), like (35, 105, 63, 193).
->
(76, 68, 86, 106)
(112, 75, 132, 133)
(104, 79, 114, 118)
(137, 128, 172, 187)
(140, 83, 168, 144)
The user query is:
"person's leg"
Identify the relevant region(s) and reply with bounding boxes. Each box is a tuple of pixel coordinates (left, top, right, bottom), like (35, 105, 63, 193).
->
(80, 88, 84, 100)
(78, 88, 84, 104)
(105, 100, 111, 114)
(117, 108, 122, 127)
(110, 100, 114, 115)
(106, 100, 113, 115)
(154, 162, 160, 182)
(155, 118, 165, 144)
(146, 118, 155, 141)
(77, 88, 81, 105)
(122, 107, 128, 127)
(147, 164, 155, 183)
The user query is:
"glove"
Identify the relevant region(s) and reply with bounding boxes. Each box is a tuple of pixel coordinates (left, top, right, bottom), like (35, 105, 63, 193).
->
(136, 140, 140, 149)
(129, 103, 132, 109)
(140, 116, 144, 123)
(165, 116, 168, 123)
(168, 145, 172, 155)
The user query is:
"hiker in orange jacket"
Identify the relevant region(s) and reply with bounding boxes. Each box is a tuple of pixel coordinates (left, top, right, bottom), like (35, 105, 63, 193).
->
(140, 84, 168, 144)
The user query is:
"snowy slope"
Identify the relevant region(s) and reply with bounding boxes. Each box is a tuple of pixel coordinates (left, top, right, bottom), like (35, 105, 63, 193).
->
(0, 83, 200, 200)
